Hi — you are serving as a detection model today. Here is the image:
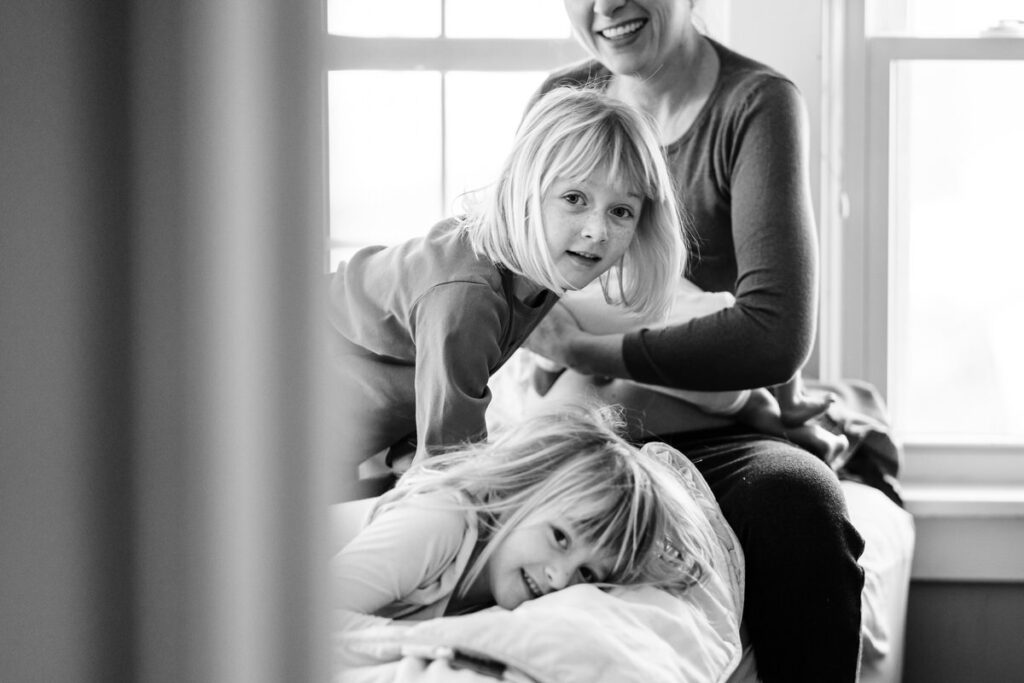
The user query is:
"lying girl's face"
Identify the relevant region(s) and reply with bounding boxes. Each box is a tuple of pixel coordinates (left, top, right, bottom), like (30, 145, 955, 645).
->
(541, 164, 642, 292)
(482, 507, 616, 610)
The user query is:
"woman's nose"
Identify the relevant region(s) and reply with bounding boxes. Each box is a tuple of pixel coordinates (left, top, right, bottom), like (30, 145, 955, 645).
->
(594, 0, 627, 18)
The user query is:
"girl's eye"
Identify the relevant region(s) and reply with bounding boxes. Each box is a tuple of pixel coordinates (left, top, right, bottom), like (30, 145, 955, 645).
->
(610, 206, 635, 219)
(552, 526, 569, 548)
(579, 566, 599, 583)
(562, 192, 584, 206)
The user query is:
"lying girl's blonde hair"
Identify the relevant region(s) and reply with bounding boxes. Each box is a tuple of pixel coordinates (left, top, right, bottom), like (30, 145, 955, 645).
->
(460, 86, 687, 321)
(382, 403, 720, 599)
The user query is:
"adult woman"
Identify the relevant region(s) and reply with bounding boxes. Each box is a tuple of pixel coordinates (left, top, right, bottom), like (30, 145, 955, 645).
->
(524, 1, 866, 681)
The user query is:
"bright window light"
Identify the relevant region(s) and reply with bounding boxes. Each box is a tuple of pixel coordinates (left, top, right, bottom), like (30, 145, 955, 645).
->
(444, 0, 571, 38)
(327, 71, 442, 268)
(868, 0, 1024, 36)
(889, 60, 1024, 440)
(326, 0, 441, 37)
(444, 71, 546, 214)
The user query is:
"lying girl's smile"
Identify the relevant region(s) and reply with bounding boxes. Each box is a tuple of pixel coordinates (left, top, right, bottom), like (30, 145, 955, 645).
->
(481, 508, 614, 610)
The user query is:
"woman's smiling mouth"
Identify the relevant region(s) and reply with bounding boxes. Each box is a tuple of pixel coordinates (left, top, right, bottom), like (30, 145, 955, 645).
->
(598, 19, 647, 40)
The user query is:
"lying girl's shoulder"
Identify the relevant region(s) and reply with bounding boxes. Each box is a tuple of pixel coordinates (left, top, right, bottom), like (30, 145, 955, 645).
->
(369, 488, 472, 525)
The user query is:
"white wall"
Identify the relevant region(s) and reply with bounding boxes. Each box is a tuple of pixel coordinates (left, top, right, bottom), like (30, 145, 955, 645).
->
(716, 0, 828, 375)
(722, 0, 825, 229)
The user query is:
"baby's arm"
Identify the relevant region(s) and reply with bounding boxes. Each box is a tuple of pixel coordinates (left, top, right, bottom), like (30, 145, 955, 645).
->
(734, 388, 848, 465)
(333, 498, 467, 615)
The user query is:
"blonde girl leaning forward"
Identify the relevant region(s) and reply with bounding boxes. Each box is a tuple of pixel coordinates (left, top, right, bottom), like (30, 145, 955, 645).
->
(328, 86, 685, 499)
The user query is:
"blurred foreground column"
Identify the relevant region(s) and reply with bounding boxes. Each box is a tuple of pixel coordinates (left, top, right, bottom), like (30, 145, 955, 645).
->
(132, 2, 328, 682)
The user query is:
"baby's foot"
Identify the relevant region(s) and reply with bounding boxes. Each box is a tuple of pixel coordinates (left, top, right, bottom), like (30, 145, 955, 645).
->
(784, 424, 849, 466)
(532, 366, 565, 396)
(780, 393, 835, 427)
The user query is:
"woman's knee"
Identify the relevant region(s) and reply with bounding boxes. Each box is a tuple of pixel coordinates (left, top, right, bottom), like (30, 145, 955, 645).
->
(718, 443, 863, 555)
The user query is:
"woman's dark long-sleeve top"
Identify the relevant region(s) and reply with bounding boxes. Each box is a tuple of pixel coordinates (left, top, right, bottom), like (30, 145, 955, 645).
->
(538, 38, 818, 392)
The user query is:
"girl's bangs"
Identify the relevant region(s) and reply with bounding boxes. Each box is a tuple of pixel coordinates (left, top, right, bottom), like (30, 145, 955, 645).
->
(542, 123, 658, 200)
(562, 478, 649, 578)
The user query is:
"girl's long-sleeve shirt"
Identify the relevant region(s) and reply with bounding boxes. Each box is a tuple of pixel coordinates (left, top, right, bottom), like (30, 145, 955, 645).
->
(332, 491, 479, 620)
(538, 38, 818, 392)
(329, 218, 557, 460)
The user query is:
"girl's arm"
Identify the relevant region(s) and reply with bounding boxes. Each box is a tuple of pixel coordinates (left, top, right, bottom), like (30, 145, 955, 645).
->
(411, 283, 509, 459)
(333, 498, 468, 615)
(622, 80, 818, 391)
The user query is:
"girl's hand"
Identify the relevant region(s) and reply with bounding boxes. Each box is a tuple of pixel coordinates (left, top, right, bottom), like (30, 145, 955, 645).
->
(523, 302, 584, 367)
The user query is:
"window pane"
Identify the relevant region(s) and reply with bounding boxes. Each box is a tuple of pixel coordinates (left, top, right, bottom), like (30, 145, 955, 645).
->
(327, 72, 442, 268)
(444, 72, 546, 214)
(444, 0, 572, 38)
(890, 61, 1024, 440)
(868, 0, 1024, 36)
(326, 0, 441, 37)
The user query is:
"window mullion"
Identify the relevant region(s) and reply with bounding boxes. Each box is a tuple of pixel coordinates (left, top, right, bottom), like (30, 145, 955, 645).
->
(440, 73, 447, 219)
(324, 36, 583, 71)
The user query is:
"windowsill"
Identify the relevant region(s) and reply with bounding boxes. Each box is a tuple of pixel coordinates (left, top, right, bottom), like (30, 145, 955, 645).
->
(903, 484, 1024, 518)
(901, 482, 1024, 583)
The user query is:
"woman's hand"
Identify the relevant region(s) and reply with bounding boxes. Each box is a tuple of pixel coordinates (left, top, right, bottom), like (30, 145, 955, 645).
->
(523, 302, 584, 367)
(524, 302, 629, 378)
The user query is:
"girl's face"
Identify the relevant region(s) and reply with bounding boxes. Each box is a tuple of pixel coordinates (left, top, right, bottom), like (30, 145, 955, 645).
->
(482, 507, 615, 610)
(563, 0, 693, 78)
(541, 164, 642, 292)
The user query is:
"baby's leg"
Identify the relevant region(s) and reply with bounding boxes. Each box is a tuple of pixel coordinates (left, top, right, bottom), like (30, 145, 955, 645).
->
(736, 388, 849, 466)
(773, 373, 834, 427)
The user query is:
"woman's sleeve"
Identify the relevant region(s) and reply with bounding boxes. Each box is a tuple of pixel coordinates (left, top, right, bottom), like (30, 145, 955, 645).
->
(332, 499, 467, 615)
(412, 283, 507, 455)
(623, 80, 819, 391)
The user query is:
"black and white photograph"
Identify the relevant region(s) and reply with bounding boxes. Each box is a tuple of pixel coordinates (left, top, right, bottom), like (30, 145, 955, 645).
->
(3, 1, 1023, 682)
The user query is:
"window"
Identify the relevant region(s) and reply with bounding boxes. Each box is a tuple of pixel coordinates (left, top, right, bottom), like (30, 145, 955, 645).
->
(323, 1, 585, 269)
(833, 0, 1024, 476)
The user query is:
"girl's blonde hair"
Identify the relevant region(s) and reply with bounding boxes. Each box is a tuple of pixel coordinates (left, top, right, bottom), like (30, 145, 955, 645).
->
(380, 404, 718, 599)
(460, 86, 686, 320)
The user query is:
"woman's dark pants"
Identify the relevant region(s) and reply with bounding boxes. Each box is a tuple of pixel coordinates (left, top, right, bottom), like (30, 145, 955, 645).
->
(652, 429, 866, 683)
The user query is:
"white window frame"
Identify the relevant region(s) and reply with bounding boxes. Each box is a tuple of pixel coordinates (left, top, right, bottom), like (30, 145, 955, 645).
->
(322, 28, 585, 258)
(828, 0, 1024, 486)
